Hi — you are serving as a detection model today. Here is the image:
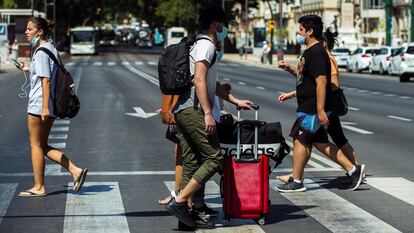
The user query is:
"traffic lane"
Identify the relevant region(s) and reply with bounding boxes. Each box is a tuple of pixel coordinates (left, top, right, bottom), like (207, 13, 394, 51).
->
(65, 54, 175, 172)
(0, 71, 35, 173)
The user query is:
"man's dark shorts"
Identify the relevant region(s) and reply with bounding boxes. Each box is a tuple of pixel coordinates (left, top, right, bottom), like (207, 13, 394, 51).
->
(289, 112, 329, 147)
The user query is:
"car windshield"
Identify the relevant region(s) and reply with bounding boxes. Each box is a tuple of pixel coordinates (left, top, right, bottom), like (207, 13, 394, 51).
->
(73, 31, 94, 43)
(406, 46, 414, 54)
(391, 48, 402, 56)
(332, 48, 350, 53)
(353, 48, 363, 55)
(380, 48, 389, 55)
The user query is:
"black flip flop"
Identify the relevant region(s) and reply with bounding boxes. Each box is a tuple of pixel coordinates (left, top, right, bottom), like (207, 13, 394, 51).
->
(73, 168, 88, 193)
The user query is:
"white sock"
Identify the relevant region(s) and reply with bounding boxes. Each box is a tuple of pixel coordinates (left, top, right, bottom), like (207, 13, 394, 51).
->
(293, 179, 302, 184)
(348, 165, 356, 176)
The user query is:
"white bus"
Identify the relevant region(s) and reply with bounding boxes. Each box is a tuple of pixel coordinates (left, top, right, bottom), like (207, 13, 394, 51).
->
(70, 26, 97, 55)
(165, 27, 187, 47)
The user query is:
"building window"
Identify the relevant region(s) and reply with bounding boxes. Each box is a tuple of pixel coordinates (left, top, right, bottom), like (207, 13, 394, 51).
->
(363, 0, 384, 9)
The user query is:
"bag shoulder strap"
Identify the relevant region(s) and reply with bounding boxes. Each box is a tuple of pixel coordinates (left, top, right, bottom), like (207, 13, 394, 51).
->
(35, 47, 63, 67)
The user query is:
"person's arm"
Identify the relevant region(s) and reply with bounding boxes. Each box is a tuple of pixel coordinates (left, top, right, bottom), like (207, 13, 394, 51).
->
(278, 90, 296, 103)
(315, 75, 329, 126)
(215, 83, 252, 109)
(41, 77, 51, 121)
(193, 60, 216, 134)
(278, 60, 298, 77)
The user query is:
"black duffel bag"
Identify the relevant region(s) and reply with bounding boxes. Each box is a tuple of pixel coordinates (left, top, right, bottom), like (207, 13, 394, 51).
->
(217, 119, 290, 170)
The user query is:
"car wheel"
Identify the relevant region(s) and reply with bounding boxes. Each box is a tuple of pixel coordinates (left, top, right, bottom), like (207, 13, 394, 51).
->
(400, 74, 410, 82)
(353, 63, 359, 73)
(379, 64, 384, 75)
(369, 66, 373, 74)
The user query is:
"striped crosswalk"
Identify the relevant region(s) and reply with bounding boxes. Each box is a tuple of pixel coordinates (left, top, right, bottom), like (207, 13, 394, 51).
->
(65, 61, 159, 67)
(0, 176, 413, 232)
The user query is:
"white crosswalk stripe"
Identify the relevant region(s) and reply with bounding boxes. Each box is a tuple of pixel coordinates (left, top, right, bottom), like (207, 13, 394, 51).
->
(366, 177, 414, 205)
(270, 179, 401, 232)
(148, 61, 157, 66)
(64, 182, 129, 233)
(108, 62, 116, 66)
(135, 61, 144, 65)
(0, 183, 18, 224)
(93, 62, 103, 66)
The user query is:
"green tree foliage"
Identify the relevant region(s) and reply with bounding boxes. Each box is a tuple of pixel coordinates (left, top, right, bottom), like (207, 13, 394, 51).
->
(2, 0, 30, 9)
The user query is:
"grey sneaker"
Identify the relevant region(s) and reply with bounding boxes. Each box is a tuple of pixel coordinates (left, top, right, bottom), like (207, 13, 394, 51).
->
(275, 179, 307, 193)
(349, 164, 365, 191)
(192, 212, 215, 229)
(165, 198, 196, 228)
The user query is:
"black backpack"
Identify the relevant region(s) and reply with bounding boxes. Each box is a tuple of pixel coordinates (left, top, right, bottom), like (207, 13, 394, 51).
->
(158, 36, 216, 95)
(35, 47, 80, 119)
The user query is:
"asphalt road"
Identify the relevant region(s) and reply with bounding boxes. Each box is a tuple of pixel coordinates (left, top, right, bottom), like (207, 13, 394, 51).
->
(0, 47, 413, 233)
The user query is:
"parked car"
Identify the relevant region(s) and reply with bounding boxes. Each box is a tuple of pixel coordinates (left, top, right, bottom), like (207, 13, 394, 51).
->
(369, 46, 401, 74)
(388, 43, 414, 82)
(331, 48, 351, 68)
(347, 47, 380, 73)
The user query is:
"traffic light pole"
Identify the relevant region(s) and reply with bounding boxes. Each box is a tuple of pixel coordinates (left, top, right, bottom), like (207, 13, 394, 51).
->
(385, 0, 391, 46)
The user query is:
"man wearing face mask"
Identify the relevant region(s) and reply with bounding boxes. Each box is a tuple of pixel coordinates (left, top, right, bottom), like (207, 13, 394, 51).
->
(166, 5, 253, 229)
(275, 15, 365, 192)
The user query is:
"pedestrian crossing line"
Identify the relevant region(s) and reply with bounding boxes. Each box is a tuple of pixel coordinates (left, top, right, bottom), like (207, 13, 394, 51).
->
(54, 120, 70, 125)
(237, 81, 245, 85)
(108, 62, 116, 66)
(366, 177, 414, 206)
(66, 62, 75, 66)
(122, 61, 130, 65)
(163, 181, 265, 232)
(148, 61, 157, 66)
(45, 164, 63, 176)
(93, 62, 103, 66)
(270, 179, 401, 233)
(49, 134, 68, 140)
(49, 142, 66, 149)
(135, 61, 143, 65)
(63, 182, 130, 233)
(0, 183, 18, 224)
(51, 127, 69, 132)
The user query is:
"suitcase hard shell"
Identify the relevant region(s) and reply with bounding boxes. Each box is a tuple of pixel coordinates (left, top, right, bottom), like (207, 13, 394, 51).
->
(221, 105, 269, 225)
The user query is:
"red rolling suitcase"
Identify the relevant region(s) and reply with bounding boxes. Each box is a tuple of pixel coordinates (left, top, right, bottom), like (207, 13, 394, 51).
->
(221, 105, 269, 226)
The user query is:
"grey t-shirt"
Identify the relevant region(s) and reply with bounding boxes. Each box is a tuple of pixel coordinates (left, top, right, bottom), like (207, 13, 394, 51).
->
(28, 42, 58, 117)
(173, 34, 218, 113)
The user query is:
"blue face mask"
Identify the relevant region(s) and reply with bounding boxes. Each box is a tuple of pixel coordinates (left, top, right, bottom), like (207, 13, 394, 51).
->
(216, 26, 228, 41)
(296, 34, 306, 45)
(217, 51, 223, 62)
(31, 36, 40, 47)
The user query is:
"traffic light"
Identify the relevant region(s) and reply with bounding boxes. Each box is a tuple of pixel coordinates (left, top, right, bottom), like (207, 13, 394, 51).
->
(268, 20, 275, 31)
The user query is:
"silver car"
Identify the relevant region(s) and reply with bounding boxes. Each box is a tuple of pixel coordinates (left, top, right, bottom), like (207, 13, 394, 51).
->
(347, 47, 380, 73)
(331, 48, 351, 68)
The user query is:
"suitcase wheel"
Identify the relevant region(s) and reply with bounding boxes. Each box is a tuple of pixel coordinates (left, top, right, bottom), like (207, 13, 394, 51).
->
(221, 216, 230, 226)
(256, 216, 267, 225)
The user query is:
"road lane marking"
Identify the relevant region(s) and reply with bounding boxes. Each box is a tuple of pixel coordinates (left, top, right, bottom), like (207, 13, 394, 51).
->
(348, 106, 360, 111)
(357, 89, 368, 93)
(366, 177, 414, 206)
(45, 164, 62, 175)
(271, 179, 401, 233)
(0, 183, 18, 224)
(54, 120, 70, 125)
(387, 115, 412, 122)
(370, 91, 383, 95)
(66, 62, 75, 66)
(49, 142, 66, 149)
(164, 181, 265, 232)
(51, 127, 69, 132)
(399, 96, 411, 99)
(107, 62, 116, 66)
(256, 86, 265, 90)
(238, 81, 245, 85)
(148, 61, 157, 66)
(49, 134, 68, 139)
(228, 63, 241, 67)
(223, 78, 230, 81)
(385, 94, 396, 97)
(121, 57, 159, 86)
(63, 182, 129, 233)
(135, 61, 143, 65)
(93, 62, 103, 66)
(341, 122, 373, 135)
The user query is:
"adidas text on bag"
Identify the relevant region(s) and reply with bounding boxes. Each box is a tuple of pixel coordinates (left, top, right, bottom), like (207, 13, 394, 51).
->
(35, 47, 80, 119)
(158, 36, 216, 95)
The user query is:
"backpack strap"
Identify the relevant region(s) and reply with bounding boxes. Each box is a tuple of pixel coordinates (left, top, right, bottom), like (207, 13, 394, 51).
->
(35, 47, 64, 68)
(194, 37, 217, 68)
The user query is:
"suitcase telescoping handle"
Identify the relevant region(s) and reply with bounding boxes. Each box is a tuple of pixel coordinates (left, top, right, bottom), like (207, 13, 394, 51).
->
(236, 104, 259, 162)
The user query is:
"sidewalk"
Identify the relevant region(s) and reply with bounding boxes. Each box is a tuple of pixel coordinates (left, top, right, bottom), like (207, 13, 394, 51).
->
(222, 53, 299, 69)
